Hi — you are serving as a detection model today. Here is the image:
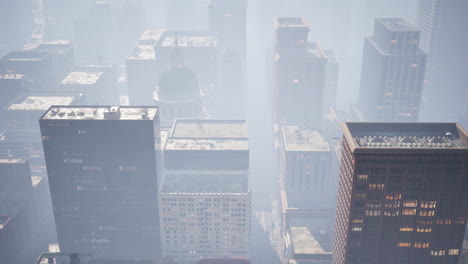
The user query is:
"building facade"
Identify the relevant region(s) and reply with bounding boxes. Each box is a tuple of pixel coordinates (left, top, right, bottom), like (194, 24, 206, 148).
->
(358, 18, 427, 122)
(333, 122, 468, 264)
(40, 106, 162, 259)
(160, 119, 250, 263)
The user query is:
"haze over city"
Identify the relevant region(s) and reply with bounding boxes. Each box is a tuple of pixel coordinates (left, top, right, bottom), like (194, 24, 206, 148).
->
(0, 0, 467, 264)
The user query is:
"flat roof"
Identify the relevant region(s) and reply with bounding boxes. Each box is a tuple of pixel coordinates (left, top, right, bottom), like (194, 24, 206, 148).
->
(275, 17, 309, 29)
(171, 119, 248, 139)
(1, 51, 49, 62)
(209, 0, 247, 7)
(282, 126, 330, 152)
(35, 40, 73, 53)
(166, 139, 248, 151)
(158, 31, 218, 48)
(0, 74, 24, 80)
(324, 49, 338, 63)
(307, 42, 327, 59)
(343, 122, 468, 150)
(290, 227, 329, 255)
(0, 158, 27, 164)
(138, 29, 166, 45)
(62, 71, 103, 85)
(127, 45, 155, 60)
(7, 95, 75, 111)
(377, 18, 418, 32)
(41, 106, 158, 121)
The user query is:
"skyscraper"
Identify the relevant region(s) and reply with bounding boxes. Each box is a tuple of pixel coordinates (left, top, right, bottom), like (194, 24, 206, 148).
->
(416, 0, 468, 123)
(357, 18, 427, 122)
(208, 0, 247, 51)
(274, 17, 327, 127)
(159, 119, 250, 262)
(333, 122, 468, 264)
(40, 106, 162, 259)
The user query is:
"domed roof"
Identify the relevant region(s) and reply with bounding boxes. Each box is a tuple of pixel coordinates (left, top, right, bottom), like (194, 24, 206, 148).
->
(157, 66, 201, 99)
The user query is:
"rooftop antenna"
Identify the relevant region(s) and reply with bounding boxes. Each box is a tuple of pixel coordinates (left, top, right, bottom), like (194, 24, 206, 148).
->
(171, 33, 184, 69)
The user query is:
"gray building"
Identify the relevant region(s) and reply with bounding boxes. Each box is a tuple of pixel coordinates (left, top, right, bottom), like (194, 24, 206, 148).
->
(357, 18, 427, 122)
(40, 106, 162, 259)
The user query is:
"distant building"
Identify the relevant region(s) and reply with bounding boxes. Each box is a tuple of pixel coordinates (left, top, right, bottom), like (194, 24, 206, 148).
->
(35, 252, 173, 264)
(287, 227, 332, 263)
(219, 49, 246, 118)
(160, 119, 250, 262)
(126, 30, 166, 106)
(0, 0, 33, 56)
(416, 0, 468, 123)
(197, 259, 250, 264)
(40, 106, 162, 259)
(154, 40, 206, 128)
(333, 122, 468, 264)
(0, 159, 56, 264)
(323, 50, 339, 113)
(358, 18, 427, 122)
(208, 0, 247, 51)
(33, 40, 75, 82)
(274, 17, 327, 127)
(0, 74, 26, 130)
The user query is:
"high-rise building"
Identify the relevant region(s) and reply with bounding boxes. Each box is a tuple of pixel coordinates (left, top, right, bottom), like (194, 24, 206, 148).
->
(40, 106, 162, 259)
(357, 18, 427, 122)
(219, 49, 246, 118)
(0, 159, 32, 193)
(33, 40, 76, 82)
(333, 122, 468, 264)
(323, 50, 340, 113)
(208, 0, 247, 51)
(0, 0, 33, 56)
(274, 17, 327, 127)
(160, 119, 250, 262)
(416, 0, 468, 123)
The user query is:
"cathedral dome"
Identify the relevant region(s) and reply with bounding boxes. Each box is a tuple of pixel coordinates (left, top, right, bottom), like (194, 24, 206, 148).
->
(157, 66, 201, 101)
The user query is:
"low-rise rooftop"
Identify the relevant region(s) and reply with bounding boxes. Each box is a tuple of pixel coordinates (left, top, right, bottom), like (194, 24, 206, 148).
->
(344, 122, 468, 150)
(307, 42, 327, 59)
(377, 18, 418, 32)
(138, 29, 166, 45)
(127, 45, 155, 60)
(62, 71, 103, 85)
(0, 74, 24, 80)
(158, 31, 218, 48)
(166, 139, 248, 151)
(41, 106, 158, 121)
(290, 227, 330, 256)
(171, 119, 248, 139)
(7, 95, 75, 111)
(1, 51, 49, 62)
(282, 126, 330, 152)
(275, 17, 309, 29)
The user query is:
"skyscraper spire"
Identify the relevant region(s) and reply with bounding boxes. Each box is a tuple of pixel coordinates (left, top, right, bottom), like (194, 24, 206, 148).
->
(171, 33, 184, 68)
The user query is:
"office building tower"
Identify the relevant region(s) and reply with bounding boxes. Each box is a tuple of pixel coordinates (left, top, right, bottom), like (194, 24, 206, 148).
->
(219, 49, 246, 118)
(333, 122, 468, 264)
(160, 119, 250, 262)
(0, 0, 33, 56)
(33, 40, 76, 82)
(323, 50, 339, 113)
(126, 30, 165, 106)
(0, 74, 25, 130)
(416, 0, 468, 123)
(274, 18, 327, 127)
(0, 158, 32, 193)
(208, 0, 247, 51)
(40, 106, 162, 259)
(358, 18, 427, 122)
(154, 39, 206, 127)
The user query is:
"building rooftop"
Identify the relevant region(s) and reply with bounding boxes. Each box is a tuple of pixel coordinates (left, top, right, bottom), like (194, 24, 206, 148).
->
(209, 0, 247, 7)
(62, 71, 103, 85)
(282, 126, 330, 152)
(290, 227, 329, 255)
(138, 29, 166, 45)
(171, 119, 248, 139)
(0, 158, 27, 164)
(0, 73, 24, 80)
(127, 45, 155, 60)
(275, 17, 309, 29)
(343, 122, 468, 150)
(41, 106, 158, 121)
(7, 95, 75, 111)
(324, 49, 338, 64)
(34, 40, 73, 53)
(158, 31, 218, 48)
(1, 51, 49, 62)
(377, 18, 418, 32)
(306, 42, 327, 59)
(166, 138, 248, 151)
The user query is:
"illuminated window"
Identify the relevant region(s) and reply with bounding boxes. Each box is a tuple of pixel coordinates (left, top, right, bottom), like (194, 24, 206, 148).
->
(454, 218, 466, 224)
(369, 184, 384, 190)
(418, 220, 432, 225)
(421, 201, 437, 208)
(402, 209, 416, 216)
(436, 219, 451, 225)
(384, 209, 399, 216)
(419, 210, 435, 217)
(398, 242, 411, 247)
(403, 200, 418, 207)
(411, 64, 419, 68)
(431, 250, 445, 256)
(366, 210, 381, 216)
(357, 174, 368, 181)
(366, 202, 381, 208)
(355, 193, 366, 199)
(416, 227, 432, 233)
(352, 218, 363, 224)
(386, 194, 402, 200)
(352, 227, 362, 232)
(414, 243, 429, 248)
(399, 226, 413, 232)
(384, 201, 400, 208)
(448, 249, 459, 255)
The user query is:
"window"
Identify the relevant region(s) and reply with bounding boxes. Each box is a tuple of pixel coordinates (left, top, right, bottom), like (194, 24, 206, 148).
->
(399, 226, 413, 232)
(355, 193, 366, 199)
(369, 184, 385, 190)
(431, 250, 445, 256)
(358, 174, 368, 181)
(454, 218, 466, 224)
(402, 209, 416, 216)
(384, 209, 399, 216)
(398, 242, 411, 247)
(386, 193, 402, 200)
(436, 219, 451, 225)
(416, 227, 431, 233)
(414, 243, 429, 248)
(448, 249, 459, 255)
(366, 210, 381, 216)
(420, 201, 437, 208)
(367, 202, 381, 208)
(419, 210, 435, 217)
(403, 200, 418, 207)
(352, 227, 362, 232)
(384, 201, 401, 208)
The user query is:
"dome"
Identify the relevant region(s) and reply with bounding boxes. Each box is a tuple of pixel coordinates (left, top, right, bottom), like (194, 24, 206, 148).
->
(157, 66, 201, 100)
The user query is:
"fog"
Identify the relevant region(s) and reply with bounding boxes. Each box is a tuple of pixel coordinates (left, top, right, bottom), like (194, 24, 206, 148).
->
(0, 0, 467, 263)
